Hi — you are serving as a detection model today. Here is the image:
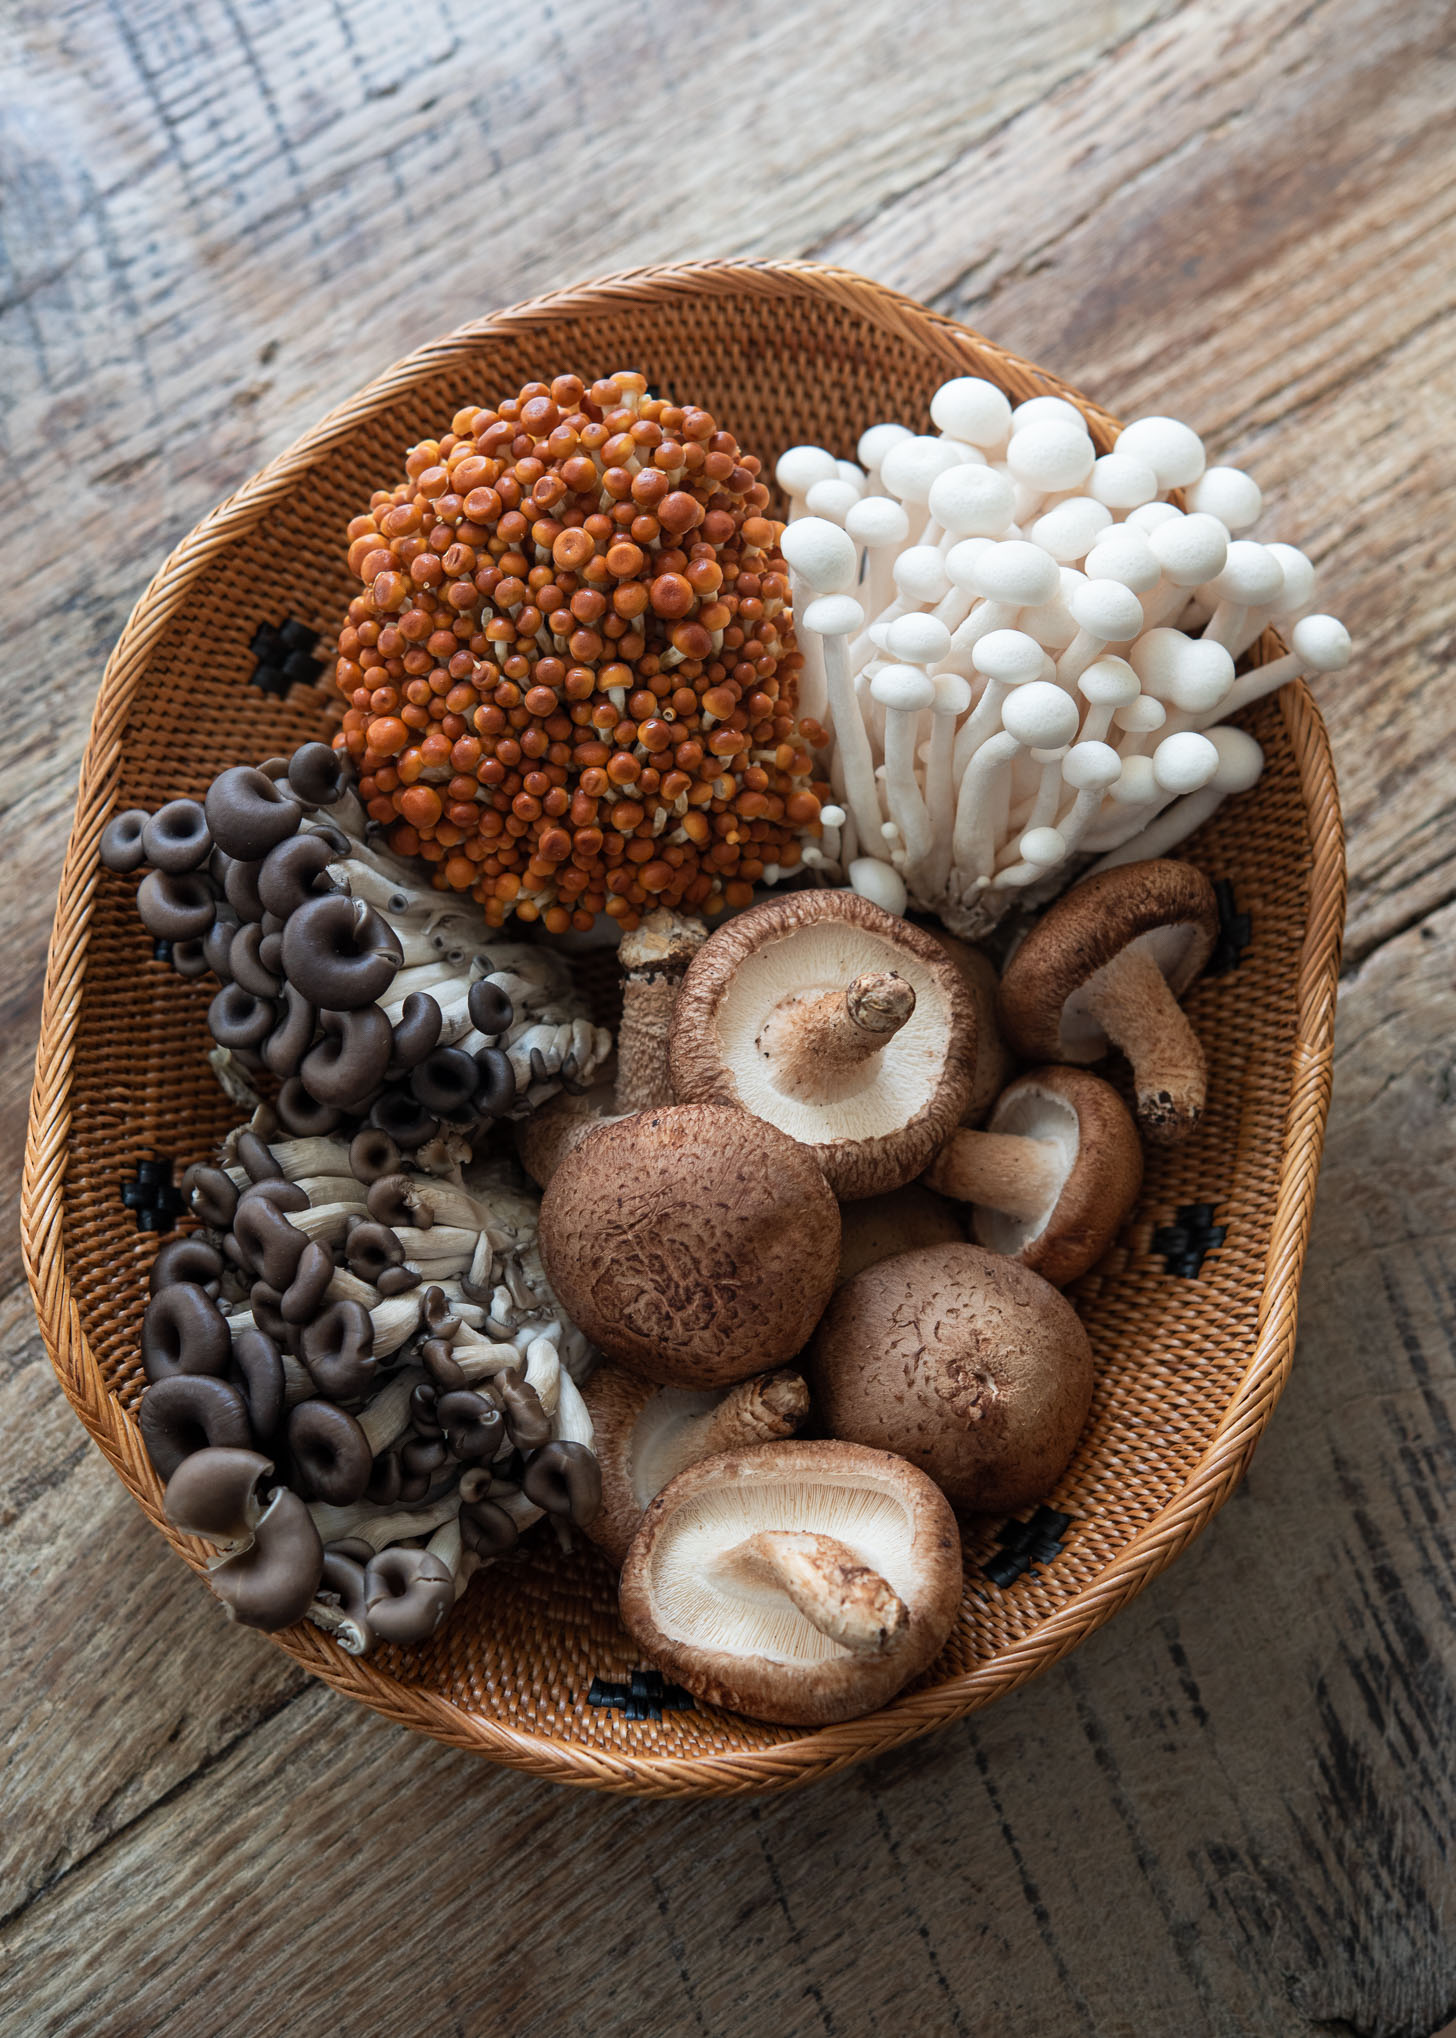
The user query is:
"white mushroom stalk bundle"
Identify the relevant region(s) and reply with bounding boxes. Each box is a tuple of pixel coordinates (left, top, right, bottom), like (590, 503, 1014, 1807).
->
(98, 740, 612, 1146)
(775, 386, 1353, 936)
(140, 1116, 601, 1649)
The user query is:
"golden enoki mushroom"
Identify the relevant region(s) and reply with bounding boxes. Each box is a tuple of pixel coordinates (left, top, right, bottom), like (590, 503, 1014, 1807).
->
(335, 370, 830, 934)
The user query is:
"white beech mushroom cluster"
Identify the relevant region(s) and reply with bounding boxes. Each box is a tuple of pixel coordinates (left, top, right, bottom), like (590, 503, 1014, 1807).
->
(99, 741, 612, 1146)
(775, 385, 1352, 936)
(141, 1114, 599, 1652)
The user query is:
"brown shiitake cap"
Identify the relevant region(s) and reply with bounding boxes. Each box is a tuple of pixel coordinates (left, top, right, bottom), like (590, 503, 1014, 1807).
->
(809, 1243, 1093, 1515)
(619, 1439, 962, 1727)
(924, 1067, 1142, 1289)
(836, 1185, 964, 1287)
(928, 933, 1014, 1127)
(582, 1365, 811, 1567)
(538, 1103, 840, 1389)
(668, 892, 977, 1200)
(997, 859, 1217, 1143)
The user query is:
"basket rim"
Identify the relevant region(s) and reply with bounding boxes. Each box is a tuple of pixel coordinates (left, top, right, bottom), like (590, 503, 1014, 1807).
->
(21, 258, 1346, 1798)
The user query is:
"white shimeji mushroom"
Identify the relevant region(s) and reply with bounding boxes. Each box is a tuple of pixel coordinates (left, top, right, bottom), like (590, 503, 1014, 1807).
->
(1057, 578, 1147, 685)
(929, 376, 1013, 450)
(1076, 656, 1142, 743)
(945, 539, 1060, 661)
(805, 477, 865, 526)
(846, 494, 912, 619)
(1188, 465, 1263, 532)
(1010, 395, 1089, 435)
(1141, 513, 1230, 629)
(775, 445, 841, 521)
(1087, 450, 1160, 511)
(1198, 538, 1287, 650)
(1091, 725, 1263, 870)
(1083, 526, 1162, 594)
(856, 421, 914, 489)
(1115, 415, 1206, 489)
(1004, 420, 1095, 520)
(1211, 613, 1353, 720)
(1029, 496, 1112, 564)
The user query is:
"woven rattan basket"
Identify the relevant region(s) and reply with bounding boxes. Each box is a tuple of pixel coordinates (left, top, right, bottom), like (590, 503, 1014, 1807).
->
(22, 260, 1344, 1797)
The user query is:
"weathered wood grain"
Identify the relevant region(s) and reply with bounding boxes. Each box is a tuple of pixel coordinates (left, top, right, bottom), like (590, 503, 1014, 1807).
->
(1, 0, 1454, 2031)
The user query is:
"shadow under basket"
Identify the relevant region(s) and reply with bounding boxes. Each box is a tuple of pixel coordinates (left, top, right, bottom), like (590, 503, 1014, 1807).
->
(21, 260, 1345, 1798)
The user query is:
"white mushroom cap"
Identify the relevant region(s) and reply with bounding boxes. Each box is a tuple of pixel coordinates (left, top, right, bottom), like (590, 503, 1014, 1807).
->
(837, 459, 868, 490)
(1078, 656, 1141, 707)
(931, 672, 973, 716)
(1148, 511, 1229, 587)
(857, 421, 915, 470)
(927, 462, 1017, 536)
(1029, 497, 1112, 562)
(1204, 725, 1265, 790)
(943, 535, 997, 589)
(845, 494, 912, 549)
(1062, 739, 1123, 791)
(775, 445, 841, 498)
(1131, 628, 1236, 709)
(1115, 415, 1206, 488)
(780, 517, 858, 593)
(972, 539, 1061, 606)
(1005, 421, 1095, 493)
(884, 612, 953, 668)
(1002, 682, 1081, 749)
(870, 664, 938, 714)
(1067, 577, 1145, 642)
(1264, 543, 1317, 616)
(805, 478, 864, 525)
(802, 593, 865, 639)
(1010, 395, 1088, 434)
(929, 376, 1013, 445)
(1083, 528, 1161, 593)
(1207, 538, 1285, 607)
(891, 545, 953, 605)
(1290, 612, 1352, 670)
(1113, 695, 1166, 737)
(848, 858, 908, 915)
(972, 629, 1045, 684)
(1153, 730, 1220, 793)
(1016, 827, 1067, 868)
(1087, 450, 1160, 510)
(880, 435, 966, 503)
(1109, 751, 1159, 802)
(1188, 465, 1263, 531)
(1126, 500, 1183, 534)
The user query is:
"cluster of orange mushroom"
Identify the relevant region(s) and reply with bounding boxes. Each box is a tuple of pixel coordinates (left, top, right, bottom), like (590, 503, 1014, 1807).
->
(333, 370, 828, 933)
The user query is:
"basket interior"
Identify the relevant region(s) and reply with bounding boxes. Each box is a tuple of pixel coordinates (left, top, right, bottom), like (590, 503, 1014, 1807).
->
(56, 275, 1312, 1781)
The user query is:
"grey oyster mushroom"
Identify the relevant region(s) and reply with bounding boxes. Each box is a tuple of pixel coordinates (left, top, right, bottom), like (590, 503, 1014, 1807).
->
(98, 739, 612, 1145)
(135, 1120, 600, 1647)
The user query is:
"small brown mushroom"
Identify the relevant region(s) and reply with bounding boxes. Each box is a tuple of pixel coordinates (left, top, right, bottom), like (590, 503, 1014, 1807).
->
(140, 1374, 254, 1479)
(362, 1545, 454, 1644)
(522, 1439, 603, 1525)
(141, 1283, 232, 1383)
(619, 1440, 962, 1726)
(538, 1103, 841, 1388)
(810, 1244, 1093, 1514)
(835, 1185, 965, 1286)
(669, 892, 977, 1199)
(582, 1366, 811, 1566)
(923, 1067, 1142, 1287)
(99, 808, 151, 873)
(997, 859, 1218, 1144)
(161, 1445, 271, 1553)
(208, 1487, 324, 1630)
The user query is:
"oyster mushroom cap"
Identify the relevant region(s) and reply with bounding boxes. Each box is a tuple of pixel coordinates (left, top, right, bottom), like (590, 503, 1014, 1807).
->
(809, 1243, 1093, 1513)
(538, 1104, 840, 1389)
(997, 858, 1217, 1144)
(923, 1066, 1143, 1288)
(619, 1439, 962, 1727)
(668, 891, 977, 1200)
(582, 1365, 811, 1566)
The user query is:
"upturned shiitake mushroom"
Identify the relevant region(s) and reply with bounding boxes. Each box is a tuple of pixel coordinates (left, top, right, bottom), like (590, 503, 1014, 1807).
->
(923, 1066, 1142, 1287)
(537, 1104, 840, 1387)
(810, 1244, 1093, 1513)
(619, 1440, 962, 1725)
(668, 892, 977, 1199)
(581, 1366, 811, 1565)
(997, 859, 1218, 1144)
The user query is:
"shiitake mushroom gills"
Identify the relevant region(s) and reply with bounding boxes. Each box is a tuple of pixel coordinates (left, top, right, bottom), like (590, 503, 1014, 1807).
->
(334, 369, 830, 934)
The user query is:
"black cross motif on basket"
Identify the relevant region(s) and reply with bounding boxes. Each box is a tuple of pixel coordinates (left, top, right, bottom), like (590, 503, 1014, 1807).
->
(589, 1669, 695, 1721)
(982, 1507, 1072, 1588)
(120, 1158, 185, 1233)
(248, 616, 326, 698)
(1204, 879, 1252, 976)
(1152, 1203, 1226, 1279)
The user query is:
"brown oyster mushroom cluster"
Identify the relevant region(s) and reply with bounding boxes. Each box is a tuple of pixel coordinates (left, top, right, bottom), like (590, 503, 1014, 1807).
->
(99, 741, 611, 1145)
(334, 370, 830, 933)
(137, 1118, 599, 1645)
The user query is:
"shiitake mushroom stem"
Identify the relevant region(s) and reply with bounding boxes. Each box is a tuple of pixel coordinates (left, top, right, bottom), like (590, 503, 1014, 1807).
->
(1078, 943, 1206, 1141)
(717, 1529, 909, 1656)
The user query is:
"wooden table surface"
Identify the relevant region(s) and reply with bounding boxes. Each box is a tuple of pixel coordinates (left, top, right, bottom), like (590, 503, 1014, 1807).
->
(3, 2, 1453, 2032)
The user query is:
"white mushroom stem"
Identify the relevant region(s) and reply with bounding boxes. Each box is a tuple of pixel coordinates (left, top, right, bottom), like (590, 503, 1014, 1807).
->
(870, 666, 935, 873)
(803, 594, 882, 850)
(1198, 614, 1352, 722)
(1089, 726, 1262, 869)
(446, 1328, 529, 1381)
(287, 1199, 369, 1246)
(917, 674, 972, 898)
(757, 972, 916, 1103)
(553, 1366, 595, 1449)
(925, 1129, 1064, 1220)
(714, 1530, 909, 1656)
(951, 729, 1020, 884)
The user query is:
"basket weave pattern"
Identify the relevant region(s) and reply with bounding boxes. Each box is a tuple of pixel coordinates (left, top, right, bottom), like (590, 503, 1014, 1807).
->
(21, 262, 1344, 1797)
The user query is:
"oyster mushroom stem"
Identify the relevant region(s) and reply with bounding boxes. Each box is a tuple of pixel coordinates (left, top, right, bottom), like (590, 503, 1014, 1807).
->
(758, 972, 916, 1103)
(716, 1530, 908, 1655)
